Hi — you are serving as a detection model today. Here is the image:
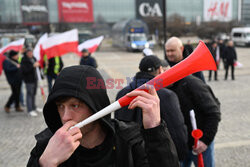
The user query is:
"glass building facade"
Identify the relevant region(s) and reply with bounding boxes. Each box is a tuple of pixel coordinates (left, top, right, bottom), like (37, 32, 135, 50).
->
(242, 0, 250, 25)
(0, 0, 22, 23)
(93, 0, 135, 23)
(0, 0, 245, 24)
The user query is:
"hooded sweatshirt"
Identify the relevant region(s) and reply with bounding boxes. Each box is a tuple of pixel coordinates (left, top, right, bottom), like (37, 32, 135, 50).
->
(27, 65, 179, 167)
(42, 65, 114, 166)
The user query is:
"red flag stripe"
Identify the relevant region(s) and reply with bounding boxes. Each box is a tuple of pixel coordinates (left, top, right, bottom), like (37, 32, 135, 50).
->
(88, 44, 99, 53)
(78, 36, 104, 53)
(44, 41, 80, 59)
(0, 45, 23, 55)
(0, 54, 6, 75)
(0, 38, 25, 55)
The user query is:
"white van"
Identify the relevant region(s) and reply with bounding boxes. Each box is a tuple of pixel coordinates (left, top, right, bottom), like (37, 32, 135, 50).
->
(231, 27, 250, 46)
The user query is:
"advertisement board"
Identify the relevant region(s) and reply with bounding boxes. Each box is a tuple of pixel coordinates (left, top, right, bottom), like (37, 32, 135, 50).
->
(204, 0, 232, 22)
(136, 0, 163, 19)
(58, 0, 94, 23)
(21, 0, 48, 24)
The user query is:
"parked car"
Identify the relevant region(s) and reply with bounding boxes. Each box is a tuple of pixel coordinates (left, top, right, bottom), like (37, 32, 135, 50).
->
(231, 27, 250, 46)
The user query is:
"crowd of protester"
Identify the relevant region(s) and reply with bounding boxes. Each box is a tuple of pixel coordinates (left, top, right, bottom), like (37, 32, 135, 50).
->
(2, 35, 241, 166)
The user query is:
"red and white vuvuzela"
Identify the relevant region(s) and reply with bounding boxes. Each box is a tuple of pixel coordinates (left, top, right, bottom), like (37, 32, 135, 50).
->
(71, 41, 217, 129)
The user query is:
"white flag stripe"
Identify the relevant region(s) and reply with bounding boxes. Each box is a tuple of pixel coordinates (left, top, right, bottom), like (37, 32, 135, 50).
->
(0, 38, 25, 54)
(42, 29, 78, 49)
(78, 36, 104, 52)
(33, 33, 48, 61)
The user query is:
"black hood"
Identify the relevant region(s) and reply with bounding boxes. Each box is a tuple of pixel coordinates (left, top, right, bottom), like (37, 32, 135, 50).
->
(43, 65, 113, 133)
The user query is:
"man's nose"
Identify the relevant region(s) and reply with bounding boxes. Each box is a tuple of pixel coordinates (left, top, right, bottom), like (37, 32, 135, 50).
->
(61, 107, 73, 122)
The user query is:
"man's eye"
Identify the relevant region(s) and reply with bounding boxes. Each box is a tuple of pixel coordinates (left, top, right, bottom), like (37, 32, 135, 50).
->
(57, 104, 63, 109)
(73, 104, 79, 108)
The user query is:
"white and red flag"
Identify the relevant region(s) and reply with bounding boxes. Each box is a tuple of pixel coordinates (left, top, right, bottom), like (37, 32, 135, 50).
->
(78, 36, 104, 53)
(0, 54, 6, 75)
(33, 33, 48, 61)
(33, 33, 49, 102)
(0, 38, 25, 55)
(42, 29, 80, 59)
(0, 38, 25, 75)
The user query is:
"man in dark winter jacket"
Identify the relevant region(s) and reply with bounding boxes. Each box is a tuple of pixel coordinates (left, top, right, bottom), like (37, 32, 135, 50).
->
(79, 49, 97, 68)
(20, 48, 40, 117)
(115, 55, 188, 161)
(166, 37, 221, 167)
(224, 40, 237, 80)
(27, 65, 179, 167)
(3, 50, 23, 113)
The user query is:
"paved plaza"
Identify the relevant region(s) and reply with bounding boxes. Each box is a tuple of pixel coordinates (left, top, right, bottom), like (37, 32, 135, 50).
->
(1, 43, 250, 166)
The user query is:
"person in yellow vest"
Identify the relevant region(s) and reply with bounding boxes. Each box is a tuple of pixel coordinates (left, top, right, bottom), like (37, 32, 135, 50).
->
(45, 56, 64, 93)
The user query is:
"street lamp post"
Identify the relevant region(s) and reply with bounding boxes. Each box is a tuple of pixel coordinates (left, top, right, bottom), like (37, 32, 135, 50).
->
(163, 0, 167, 59)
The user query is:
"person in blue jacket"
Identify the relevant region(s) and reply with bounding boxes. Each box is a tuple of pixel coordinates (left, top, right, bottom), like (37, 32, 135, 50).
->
(79, 49, 97, 68)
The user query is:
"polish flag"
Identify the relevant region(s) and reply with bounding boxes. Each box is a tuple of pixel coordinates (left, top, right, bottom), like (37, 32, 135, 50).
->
(78, 36, 104, 53)
(33, 33, 48, 68)
(0, 54, 6, 75)
(42, 29, 80, 59)
(0, 38, 25, 75)
(33, 33, 49, 101)
(33, 33, 48, 61)
(0, 38, 25, 55)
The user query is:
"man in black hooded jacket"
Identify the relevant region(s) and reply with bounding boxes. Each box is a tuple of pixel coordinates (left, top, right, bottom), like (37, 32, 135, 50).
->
(115, 56, 188, 161)
(165, 37, 221, 167)
(27, 65, 179, 167)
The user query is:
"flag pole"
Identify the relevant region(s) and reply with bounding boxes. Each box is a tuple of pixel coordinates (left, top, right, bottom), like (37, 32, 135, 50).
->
(36, 67, 46, 103)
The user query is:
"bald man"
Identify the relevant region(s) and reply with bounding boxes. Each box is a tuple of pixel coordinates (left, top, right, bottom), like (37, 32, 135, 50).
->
(165, 37, 205, 82)
(165, 37, 221, 167)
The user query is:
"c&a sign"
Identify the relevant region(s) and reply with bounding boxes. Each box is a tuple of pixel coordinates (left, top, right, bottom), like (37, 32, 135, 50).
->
(136, 0, 163, 19)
